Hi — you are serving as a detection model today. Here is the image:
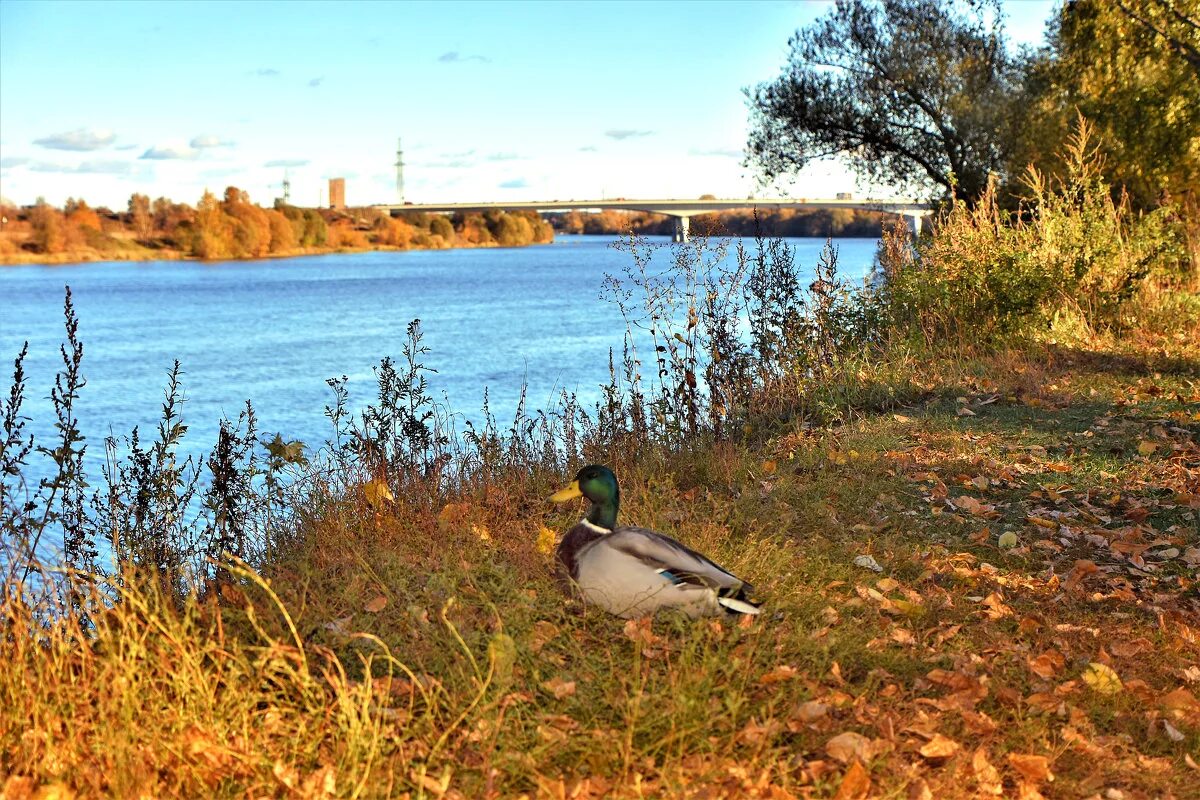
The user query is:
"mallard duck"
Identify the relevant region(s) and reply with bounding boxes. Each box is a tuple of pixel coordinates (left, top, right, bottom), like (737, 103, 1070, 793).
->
(550, 465, 760, 618)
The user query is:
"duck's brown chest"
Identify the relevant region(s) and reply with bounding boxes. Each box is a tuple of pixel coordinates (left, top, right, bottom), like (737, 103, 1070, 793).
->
(555, 523, 605, 581)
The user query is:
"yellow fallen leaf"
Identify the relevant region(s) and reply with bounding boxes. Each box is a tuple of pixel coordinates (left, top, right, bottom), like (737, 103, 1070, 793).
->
(363, 595, 387, 613)
(761, 459, 777, 475)
(536, 524, 557, 555)
(1082, 662, 1122, 695)
(1137, 440, 1158, 456)
(471, 523, 491, 542)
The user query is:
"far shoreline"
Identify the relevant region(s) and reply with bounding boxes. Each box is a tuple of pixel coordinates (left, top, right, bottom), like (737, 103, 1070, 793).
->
(1, 230, 888, 268)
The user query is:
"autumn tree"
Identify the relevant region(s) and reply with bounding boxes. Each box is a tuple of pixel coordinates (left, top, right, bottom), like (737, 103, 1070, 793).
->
(429, 215, 455, 243)
(746, 0, 1025, 202)
(221, 187, 271, 257)
(266, 209, 297, 252)
(29, 198, 65, 254)
(192, 190, 233, 259)
(65, 199, 101, 232)
(128, 193, 153, 241)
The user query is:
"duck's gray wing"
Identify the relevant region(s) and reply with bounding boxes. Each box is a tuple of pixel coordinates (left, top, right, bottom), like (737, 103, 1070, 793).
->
(604, 526, 750, 591)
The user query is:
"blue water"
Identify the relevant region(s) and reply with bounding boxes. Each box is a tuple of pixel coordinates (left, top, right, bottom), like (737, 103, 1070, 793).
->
(1, 235, 878, 495)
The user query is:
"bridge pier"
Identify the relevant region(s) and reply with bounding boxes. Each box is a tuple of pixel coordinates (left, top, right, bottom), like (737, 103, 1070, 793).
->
(672, 215, 691, 243)
(906, 212, 929, 240)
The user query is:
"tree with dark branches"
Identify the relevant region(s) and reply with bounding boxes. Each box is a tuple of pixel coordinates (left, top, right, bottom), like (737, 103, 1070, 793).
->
(745, 0, 1025, 204)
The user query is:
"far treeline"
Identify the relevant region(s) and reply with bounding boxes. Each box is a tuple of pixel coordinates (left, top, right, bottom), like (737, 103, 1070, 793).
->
(550, 205, 889, 238)
(0, 188, 554, 264)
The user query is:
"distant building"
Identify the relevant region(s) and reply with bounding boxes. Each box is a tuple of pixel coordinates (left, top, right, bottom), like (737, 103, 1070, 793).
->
(836, 192, 853, 200)
(329, 178, 346, 210)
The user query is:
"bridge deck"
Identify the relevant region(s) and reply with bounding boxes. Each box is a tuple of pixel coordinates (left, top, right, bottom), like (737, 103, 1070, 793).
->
(373, 198, 933, 215)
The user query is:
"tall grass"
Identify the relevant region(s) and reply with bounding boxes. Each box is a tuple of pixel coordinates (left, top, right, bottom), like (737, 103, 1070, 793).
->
(883, 118, 1188, 343)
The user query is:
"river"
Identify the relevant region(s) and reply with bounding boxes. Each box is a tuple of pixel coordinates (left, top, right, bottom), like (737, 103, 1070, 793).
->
(2, 234, 879, 498)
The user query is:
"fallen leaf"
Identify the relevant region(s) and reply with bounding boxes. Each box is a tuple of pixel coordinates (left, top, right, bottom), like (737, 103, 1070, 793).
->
(833, 759, 871, 800)
(907, 777, 933, 800)
(1137, 440, 1158, 456)
(972, 747, 1003, 796)
(1027, 649, 1065, 680)
(542, 676, 576, 699)
(826, 731, 872, 764)
(919, 734, 961, 762)
(793, 701, 829, 723)
(1160, 687, 1199, 712)
(530, 620, 559, 653)
(853, 554, 883, 573)
(1007, 753, 1053, 784)
(1162, 719, 1185, 742)
(1082, 662, 1123, 695)
(363, 595, 388, 614)
(759, 664, 799, 685)
(273, 760, 299, 789)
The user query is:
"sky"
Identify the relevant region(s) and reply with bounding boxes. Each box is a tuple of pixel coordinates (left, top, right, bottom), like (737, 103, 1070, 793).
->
(0, 0, 1059, 210)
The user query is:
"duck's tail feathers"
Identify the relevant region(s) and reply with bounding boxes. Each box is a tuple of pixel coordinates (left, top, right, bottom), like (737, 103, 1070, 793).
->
(716, 582, 762, 615)
(717, 595, 761, 615)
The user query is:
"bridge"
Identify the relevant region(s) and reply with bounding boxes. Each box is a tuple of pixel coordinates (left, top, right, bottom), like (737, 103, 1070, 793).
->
(373, 197, 934, 242)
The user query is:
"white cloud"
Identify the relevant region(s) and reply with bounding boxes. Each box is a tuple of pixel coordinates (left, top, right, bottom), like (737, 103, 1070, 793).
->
(605, 129, 654, 141)
(34, 128, 117, 151)
(190, 134, 235, 149)
(28, 159, 132, 175)
(140, 145, 197, 160)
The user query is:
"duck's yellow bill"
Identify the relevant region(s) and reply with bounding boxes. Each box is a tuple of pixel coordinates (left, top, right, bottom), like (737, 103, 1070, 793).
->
(550, 480, 582, 503)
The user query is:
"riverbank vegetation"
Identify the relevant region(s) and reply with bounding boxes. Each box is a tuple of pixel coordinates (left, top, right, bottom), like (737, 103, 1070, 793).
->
(4, 0, 1199, 796)
(0, 188, 554, 265)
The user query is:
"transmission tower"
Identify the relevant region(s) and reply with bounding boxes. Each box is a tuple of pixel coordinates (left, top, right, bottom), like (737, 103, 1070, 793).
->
(282, 169, 291, 203)
(394, 137, 405, 203)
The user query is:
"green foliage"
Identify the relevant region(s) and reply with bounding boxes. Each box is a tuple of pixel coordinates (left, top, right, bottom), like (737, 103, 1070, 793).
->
(1028, 0, 1200, 211)
(429, 215, 455, 242)
(747, 0, 1025, 202)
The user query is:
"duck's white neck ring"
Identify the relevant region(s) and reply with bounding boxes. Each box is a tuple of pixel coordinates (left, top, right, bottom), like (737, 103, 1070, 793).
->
(579, 518, 611, 534)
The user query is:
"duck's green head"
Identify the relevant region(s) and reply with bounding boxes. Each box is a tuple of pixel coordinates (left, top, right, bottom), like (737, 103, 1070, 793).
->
(551, 464, 619, 530)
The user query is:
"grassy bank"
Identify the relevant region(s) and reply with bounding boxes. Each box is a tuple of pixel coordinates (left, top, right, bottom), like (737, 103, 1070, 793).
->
(2, 142, 1197, 797)
(3, 337, 1197, 799)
